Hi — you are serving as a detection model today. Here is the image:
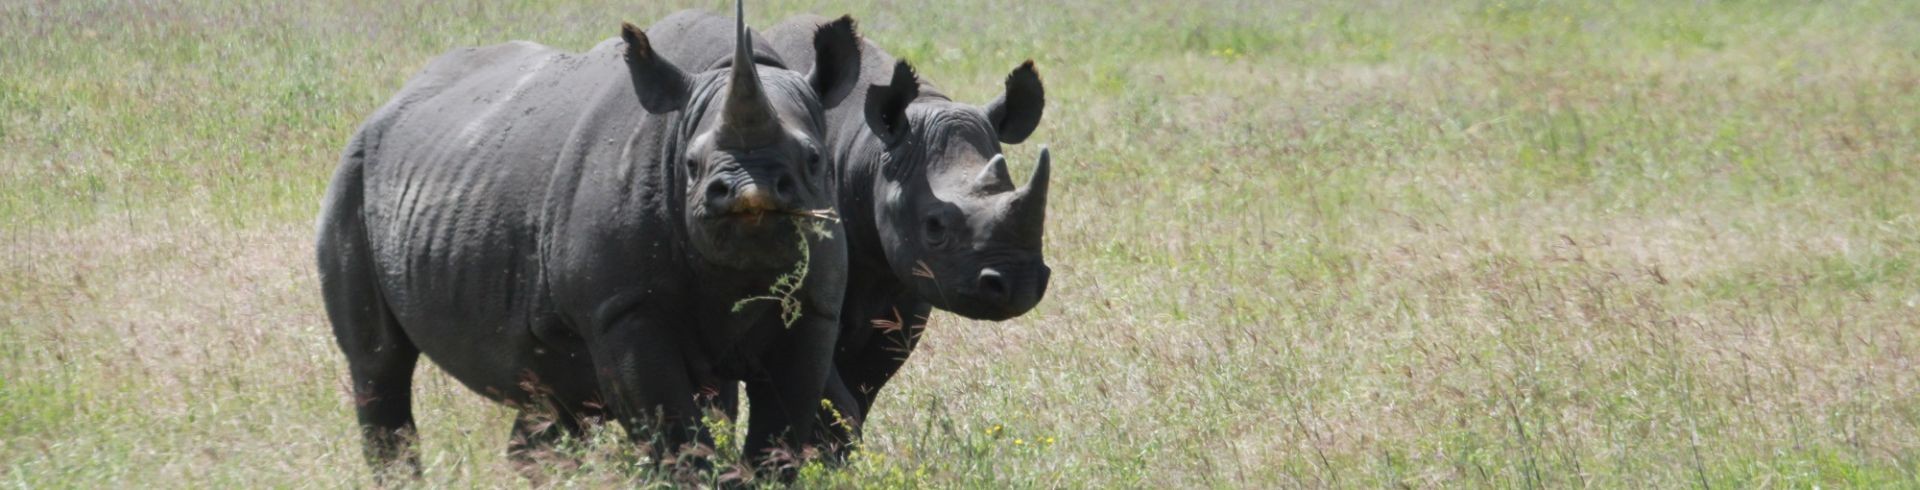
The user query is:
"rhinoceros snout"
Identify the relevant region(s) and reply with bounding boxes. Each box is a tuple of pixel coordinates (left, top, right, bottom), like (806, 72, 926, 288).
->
(967, 262, 1048, 320)
(704, 169, 801, 218)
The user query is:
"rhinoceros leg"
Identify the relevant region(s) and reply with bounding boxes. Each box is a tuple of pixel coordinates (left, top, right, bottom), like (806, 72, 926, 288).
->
(814, 369, 863, 459)
(707, 383, 740, 423)
(581, 315, 713, 477)
(335, 333, 420, 483)
(815, 300, 934, 459)
(506, 410, 585, 482)
(741, 314, 838, 481)
(345, 339, 421, 482)
(318, 146, 424, 483)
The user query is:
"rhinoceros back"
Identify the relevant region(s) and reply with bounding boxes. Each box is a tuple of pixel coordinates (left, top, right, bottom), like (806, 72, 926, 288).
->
(345, 39, 645, 382)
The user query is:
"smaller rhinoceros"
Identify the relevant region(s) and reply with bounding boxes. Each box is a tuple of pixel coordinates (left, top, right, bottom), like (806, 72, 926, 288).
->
(316, 1, 860, 482)
(764, 15, 1051, 455)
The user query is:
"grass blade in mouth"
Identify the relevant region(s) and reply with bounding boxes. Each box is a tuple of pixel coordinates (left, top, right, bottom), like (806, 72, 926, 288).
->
(781, 208, 840, 223)
(731, 214, 836, 328)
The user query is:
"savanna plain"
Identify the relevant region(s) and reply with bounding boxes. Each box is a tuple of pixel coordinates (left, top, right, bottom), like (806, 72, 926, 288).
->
(4, 0, 1919, 487)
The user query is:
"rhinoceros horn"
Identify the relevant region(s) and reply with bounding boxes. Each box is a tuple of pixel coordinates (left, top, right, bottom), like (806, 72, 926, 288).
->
(720, 0, 780, 146)
(1009, 147, 1050, 237)
(973, 154, 1014, 193)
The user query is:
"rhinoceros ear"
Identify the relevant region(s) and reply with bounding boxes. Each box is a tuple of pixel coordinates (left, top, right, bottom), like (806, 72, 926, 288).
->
(864, 60, 918, 147)
(984, 60, 1045, 144)
(621, 21, 691, 114)
(807, 16, 862, 103)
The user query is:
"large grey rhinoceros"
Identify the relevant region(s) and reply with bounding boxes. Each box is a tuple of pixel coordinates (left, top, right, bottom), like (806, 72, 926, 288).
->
(314, 3, 860, 480)
(763, 15, 1052, 453)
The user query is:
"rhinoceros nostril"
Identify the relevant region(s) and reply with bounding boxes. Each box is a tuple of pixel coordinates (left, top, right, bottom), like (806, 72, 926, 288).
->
(977, 268, 1009, 300)
(775, 174, 796, 199)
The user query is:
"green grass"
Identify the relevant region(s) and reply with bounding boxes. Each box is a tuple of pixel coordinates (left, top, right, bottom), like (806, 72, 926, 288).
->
(5, 0, 1920, 487)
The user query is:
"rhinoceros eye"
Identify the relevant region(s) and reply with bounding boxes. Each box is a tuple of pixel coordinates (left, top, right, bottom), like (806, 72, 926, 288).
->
(923, 215, 947, 247)
(807, 152, 823, 175)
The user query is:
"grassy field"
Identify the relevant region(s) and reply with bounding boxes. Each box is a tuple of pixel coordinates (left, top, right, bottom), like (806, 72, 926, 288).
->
(5, 0, 1919, 487)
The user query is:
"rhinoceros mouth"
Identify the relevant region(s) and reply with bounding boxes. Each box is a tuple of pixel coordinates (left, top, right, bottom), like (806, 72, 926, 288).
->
(712, 207, 836, 227)
(942, 296, 1038, 322)
(719, 210, 775, 226)
(931, 261, 1049, 321)
(719, 204, 837, 220)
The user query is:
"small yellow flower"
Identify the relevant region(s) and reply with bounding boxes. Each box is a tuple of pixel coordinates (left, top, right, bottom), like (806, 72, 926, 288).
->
(1014, 438, 1025, 445)
(1043, 436, 1056, 446)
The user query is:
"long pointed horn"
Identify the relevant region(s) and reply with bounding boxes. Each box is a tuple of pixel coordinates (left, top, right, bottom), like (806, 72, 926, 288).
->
(1010, 147, 1050, 232)
(721, 0, 778, 144)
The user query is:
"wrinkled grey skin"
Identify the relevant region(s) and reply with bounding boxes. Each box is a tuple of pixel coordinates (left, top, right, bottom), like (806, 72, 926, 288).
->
(315, 4, 859, 481)
(761, 15, 1051, 455)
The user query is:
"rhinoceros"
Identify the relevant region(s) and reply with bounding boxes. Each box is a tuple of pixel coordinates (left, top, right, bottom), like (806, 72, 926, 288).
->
(315, 3, 860, 479)
(762, 15, 1051, 452)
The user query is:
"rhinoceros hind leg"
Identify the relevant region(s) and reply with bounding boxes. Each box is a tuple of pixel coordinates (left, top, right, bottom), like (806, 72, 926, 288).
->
(318, 146, 425, 483)
(348, 341, 421, 484)
(325, 270, 422, 483)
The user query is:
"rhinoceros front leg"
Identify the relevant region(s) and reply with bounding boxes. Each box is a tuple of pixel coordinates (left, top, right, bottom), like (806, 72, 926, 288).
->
(818, 299, 934, 456)
(743, 313, 838, 480)
(505, 409, 586, 484)
(816, 369, 863, 453)
(584, 316, 709, 473)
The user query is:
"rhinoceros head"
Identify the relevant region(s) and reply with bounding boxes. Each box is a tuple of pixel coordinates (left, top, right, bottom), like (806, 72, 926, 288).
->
(865, 60, 1050, 320)
(621, 2, 859, 270)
